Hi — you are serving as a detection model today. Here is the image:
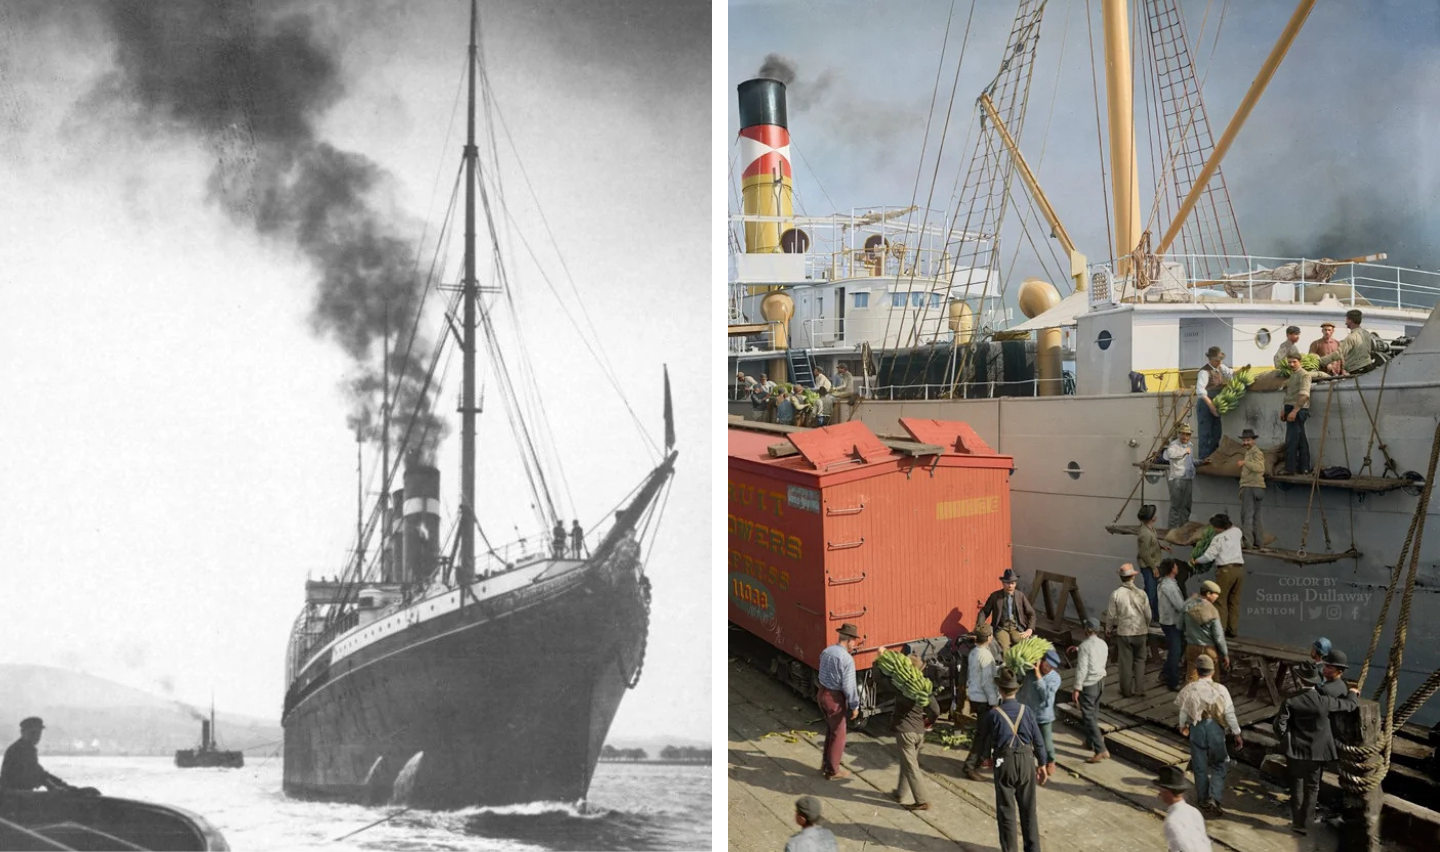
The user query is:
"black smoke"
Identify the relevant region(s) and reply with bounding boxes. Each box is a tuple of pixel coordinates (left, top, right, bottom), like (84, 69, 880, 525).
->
(757, 53, 796, 86)
(750, 52, 909, 170)
(95, 1, 446, 455)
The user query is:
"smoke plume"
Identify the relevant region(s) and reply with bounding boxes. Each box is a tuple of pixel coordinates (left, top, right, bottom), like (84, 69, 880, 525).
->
(757, 53, 796, 86)
(95, 1, 446, 455)
(751, 52, 911, 169)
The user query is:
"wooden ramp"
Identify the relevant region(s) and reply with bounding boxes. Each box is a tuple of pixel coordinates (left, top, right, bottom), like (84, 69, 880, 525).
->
(1135, 460, 1420, 494)
(1104, 524, 1360, 565)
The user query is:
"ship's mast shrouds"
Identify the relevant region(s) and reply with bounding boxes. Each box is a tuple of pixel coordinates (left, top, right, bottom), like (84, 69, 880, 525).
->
(459, 0, 478, 588)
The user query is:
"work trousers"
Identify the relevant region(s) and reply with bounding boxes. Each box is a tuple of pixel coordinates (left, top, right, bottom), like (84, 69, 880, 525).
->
(1289, 757, 1324, 829)
(895, 731, 929, 805)
(1283, 406, 1311, 473)
(1216, 563, 1245, 635)
(1116, 633, 1147, 697)
(1141, 568, 1160, 622)
(965, 702, 994, 769)
(1037, 722, 1054, 766)
(1189, 718, 1230, 805)
(1167, 477, 1194, 529)
(1197, 404, 1221, 462)
(1161, 624, 1185, 689)
(817, 687, 848, 776)
(1185, 645, 1219, 684)
(1078, 683, 1106, 755)
(993, 626, 1026, 655)
(1240, 487, 1265, 548)
(993, 747, 1042, 852)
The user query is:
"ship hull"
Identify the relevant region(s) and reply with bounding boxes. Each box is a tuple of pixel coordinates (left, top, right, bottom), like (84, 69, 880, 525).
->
(283, 563, 647, 809)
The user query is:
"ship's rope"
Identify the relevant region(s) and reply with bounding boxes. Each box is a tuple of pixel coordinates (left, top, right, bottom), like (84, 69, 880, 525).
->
(1297, 379, 1338, 554)
(1082, 0, 1113, 258)
(1353, 360, 1399, 479)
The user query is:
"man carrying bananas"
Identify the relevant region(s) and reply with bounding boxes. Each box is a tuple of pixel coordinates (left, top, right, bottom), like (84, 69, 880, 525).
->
(1318, 309, 1375, 375)
(1194, 347, 1233, 462)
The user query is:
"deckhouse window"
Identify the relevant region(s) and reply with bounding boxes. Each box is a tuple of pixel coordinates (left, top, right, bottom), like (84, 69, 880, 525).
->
(910, 292, 926, 307)
(891, 293, 906, 308)
(930, 293, 942, 307)
(853, 292, 869, 308)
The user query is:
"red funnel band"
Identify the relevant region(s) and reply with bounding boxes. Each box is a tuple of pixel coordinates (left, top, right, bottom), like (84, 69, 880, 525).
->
(740, 124, 791, 180)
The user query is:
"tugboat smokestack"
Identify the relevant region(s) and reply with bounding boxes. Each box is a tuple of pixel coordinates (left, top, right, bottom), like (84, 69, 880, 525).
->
(737, 78, 795, 254)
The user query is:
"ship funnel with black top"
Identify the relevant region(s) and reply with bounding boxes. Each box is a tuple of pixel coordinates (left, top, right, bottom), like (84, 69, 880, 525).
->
(402, 465, 441, 583)
(738, 78, 804, 254)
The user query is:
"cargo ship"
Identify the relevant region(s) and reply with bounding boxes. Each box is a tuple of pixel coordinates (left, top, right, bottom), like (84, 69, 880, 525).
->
(174, 707, 243, 769)
(728, 0, 1440, 728)
(282, 0, 677, 809)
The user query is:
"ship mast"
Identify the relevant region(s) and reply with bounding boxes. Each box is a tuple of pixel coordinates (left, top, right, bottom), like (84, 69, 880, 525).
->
(1100, 0, 1141, 274)
(459, 0, 478, 586)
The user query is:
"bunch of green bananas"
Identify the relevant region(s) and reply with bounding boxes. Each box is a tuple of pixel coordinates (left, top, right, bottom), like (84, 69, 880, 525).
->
(1003, 637, 1054, 674)
(1277, 354, 1322, 377)
(1190, 526, 1217, 567)
(875, 649, 933, 703)
(1212, 367, 1256, 414)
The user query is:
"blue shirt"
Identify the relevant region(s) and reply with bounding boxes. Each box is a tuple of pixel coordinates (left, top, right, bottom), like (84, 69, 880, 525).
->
(985, 698, 1048, 765)
(1018, 670, 1062, 725)
(817, 643, 859, 709)
(785, 825, 839, 852)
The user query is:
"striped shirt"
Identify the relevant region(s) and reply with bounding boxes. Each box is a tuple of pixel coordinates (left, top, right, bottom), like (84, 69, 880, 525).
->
(817, 643, 859, 709)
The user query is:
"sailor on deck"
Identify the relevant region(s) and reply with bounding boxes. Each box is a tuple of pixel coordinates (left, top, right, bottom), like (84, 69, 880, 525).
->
(1193, 514, 1245, 638)
(1319, 309, 1375, 375)
(1280, 355, 1313, 476)
(980, 569, 1036, 653)
(570, 520, 584, 558)
(830, 364, 858, 420)
(1194, 347, 1233, 462)
(1, 718, 75, 793)
(1273, 326, 1303, 370)
(1163, 424, 1196, 530)
(1176, 654, 1242, 819)
(1308, 321, 1343, 376)
(552, 519, 567, 559)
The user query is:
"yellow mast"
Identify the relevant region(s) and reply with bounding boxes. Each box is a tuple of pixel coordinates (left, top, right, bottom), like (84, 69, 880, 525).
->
(1101, 0, 1141, 274)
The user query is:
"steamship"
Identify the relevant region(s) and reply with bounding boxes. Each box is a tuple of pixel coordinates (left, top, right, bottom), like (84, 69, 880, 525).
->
(174, 707, 243, 769)
(729, 1, 1440, 725)
(282, 1, 677, 809)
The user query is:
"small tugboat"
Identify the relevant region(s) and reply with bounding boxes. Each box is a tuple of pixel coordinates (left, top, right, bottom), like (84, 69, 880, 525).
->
(174, 706, 243, 769)
(0, 793, 229, 851)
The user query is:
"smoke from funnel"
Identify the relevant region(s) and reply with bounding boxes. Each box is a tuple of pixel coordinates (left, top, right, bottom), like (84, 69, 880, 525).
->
(95, 1, 446, 455)
(757, 53, 796, 86)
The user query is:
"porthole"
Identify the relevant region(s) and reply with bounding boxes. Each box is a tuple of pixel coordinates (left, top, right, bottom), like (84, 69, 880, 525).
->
(1096, 330, 1113, 351)
(1256, 328, 1272, 348)
(1066, 461, 1082, 480)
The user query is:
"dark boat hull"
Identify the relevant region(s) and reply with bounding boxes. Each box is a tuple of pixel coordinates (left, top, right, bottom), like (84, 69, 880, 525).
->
(282, 562, 648, 809)
(0, 792, 228, 850)
(174, 750, 244, 769)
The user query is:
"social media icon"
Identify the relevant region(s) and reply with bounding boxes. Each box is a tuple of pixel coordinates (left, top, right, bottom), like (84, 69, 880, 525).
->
(1308, 606, 1323, 620)
(1327, 605, 1341, 620)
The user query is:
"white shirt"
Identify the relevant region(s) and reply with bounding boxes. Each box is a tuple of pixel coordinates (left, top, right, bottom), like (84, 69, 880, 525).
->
(1195, 527, 1243, 566)
(1074, 635, 1109, 688)
(1163, 439, 1196, 481)
(1176, 677, 1240, 735)
(1103, 583, 1152, 636)
(1164, 799, 1212, 852)
(967, 644, 1000, 705)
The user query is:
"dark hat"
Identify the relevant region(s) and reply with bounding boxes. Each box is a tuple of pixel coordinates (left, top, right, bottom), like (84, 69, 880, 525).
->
(19, 717, 43, 731)
(1323, 649, 1350, 670)
(1320, 321, 1336, 329)
(999, 569, 1019, 584)
(1286, 325, 1301, 335)
(836, 623, 860, 640)
(1312, 637, 1333, 657)
(1084, 616, 1102, 632)
(994, 668, 1022, 691)
(1239, 428, 1258, 440)
(795, 795, 823, 823)
(973, 623, 993, 639)
(1154, 765, 1192, 792)
(1346, 309, 1364, 324)
(1206, 346, 1225, 359)
(1195, 654, 1216, 673)
(1138, 504, 1157, 522)
(1297, 663, 1324, 685)
(1210, 513, 1231, 528)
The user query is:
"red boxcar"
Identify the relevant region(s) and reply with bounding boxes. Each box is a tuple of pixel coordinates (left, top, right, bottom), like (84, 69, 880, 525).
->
(728, 417, 1014, 713)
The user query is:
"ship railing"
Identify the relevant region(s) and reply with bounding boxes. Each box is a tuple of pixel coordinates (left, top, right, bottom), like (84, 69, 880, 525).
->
(1087, 253, 1440, 311)
(728, 327, 777, 356)
(863, 375, 1072, 401)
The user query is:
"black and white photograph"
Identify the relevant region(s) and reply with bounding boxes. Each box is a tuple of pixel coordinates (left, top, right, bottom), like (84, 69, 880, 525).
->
(727, 1, 1440, 850)
(0, 1, 711, 849)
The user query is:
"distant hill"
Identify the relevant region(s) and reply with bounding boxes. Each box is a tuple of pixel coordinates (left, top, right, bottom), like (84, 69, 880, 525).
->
(0, 665, 281, 756)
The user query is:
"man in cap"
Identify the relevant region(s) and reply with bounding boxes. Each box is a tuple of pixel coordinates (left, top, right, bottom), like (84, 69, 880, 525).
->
(816, 623, 862, 780)
(1193, 513, 1245, 638)
(1320, 648, 1350, 698)
(962, 623, 1002, 781)
(1276, 663, 1361, 835)
(1018, 649, 1062, 780)
(890, 653, 940, 810)
(1310, 637, 1332, 665)
(748, 372, 770, 419)
(1194, 346, 1233, 462)
(785, 795, 839, 852)
(570, 519, 584, 558)
(1072, 617, 1111, 763)
(979, 569, 1036, 654)
(1309, 322, 1343, 376)
(736, 370, 756, 401)
(1155, 765, 1211, 852)
(1182, 580, 1230, 682)
(1273, 325, 1304, 370)
(1176, 654, 1242, 818)
(775, 384, 798, 426)
(1136, 505, 1166, 621)
(1233, 429, 1267, 551)
(985, 668, 1048, 852)
(1162, 424, 1197, 529)
(1280, 354, 1313, 476)
(1103, 563, 1152, 698)
(1, 717, 75, 792)
(1318, 309, 1375, 375)
(1157, 559, 1188, 691)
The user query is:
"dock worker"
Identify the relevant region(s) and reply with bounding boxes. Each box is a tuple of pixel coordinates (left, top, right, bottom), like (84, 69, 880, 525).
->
(1234, 429, 1267, 550)
(774, 386, 798, 426)
(1182, 580, 1230, 682)
(1176, 654, 1242, 820)
(748, 374, 770, 419)
(816, 622, 861, 780)
(962, 623, 1001, 781)
(980, 569, 1036, 654)
(551, 519, 567, 559)
(1155, 765, 1212, 852)
(812, 369, 832, 395)
(1309, 321, 1343, 376)
(1320, 648, 1350, 698)
(1194, 346, 1234, 462)
(1072, 617, 1110, 763)
(736, 371, 757, 401)
(1018, 649, 1062, 780)
(1318, 309, 1375, 375)
(1310, 637, 1332, 665)
(1275, 663, 1361, 836)
(1157, 559, 1188, 691)
(1, 717, 79, 793)
(1280, 354, 1313, 476)
(570, 520, 584, 558)
(1193, 513, 1245, 638)
(785, 795, 839, 852)
(1103, 563, 1152, 698)
(1274, 325, 1304, 370)
(815, 387, 833, 427)
(761, 372, 776, 393)
(1136, 505, 1166, 620)
(986, 668, 1048, 852)
(891, 654, 940, 811)
(830, 363, 858, 419)
(1163, 424, 1196, 530)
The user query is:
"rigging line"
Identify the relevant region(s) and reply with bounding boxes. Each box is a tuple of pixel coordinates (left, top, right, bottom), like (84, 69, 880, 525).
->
(1083, 0, 1114, 260)
(790, 141, 837, 215)
(476, 299, 559, 523)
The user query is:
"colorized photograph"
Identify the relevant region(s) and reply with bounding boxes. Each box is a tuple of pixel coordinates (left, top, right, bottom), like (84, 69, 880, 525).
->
(0, 1, 710, 849)
(727, 1, 1437, 849)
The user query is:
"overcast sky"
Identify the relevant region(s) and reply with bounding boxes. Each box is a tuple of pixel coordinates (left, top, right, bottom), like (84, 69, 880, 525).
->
(0, 0, 709, 742)
(729, 0, 1440, 298)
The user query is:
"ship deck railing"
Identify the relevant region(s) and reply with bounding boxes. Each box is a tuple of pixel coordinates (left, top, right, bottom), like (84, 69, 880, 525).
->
(1087, 253, 1440, 312)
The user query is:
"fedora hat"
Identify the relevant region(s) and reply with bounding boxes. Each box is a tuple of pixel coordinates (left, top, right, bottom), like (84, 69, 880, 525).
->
(994, 668, 1022, 691)
(1118, 563, 1138, 578)
(1239, 428, 1258, 440)
(1297, 663, 1324, 685)
(1155, 765, 1191, 792)
(1323, 649, 1349, 670)
(999, 569, 1019, 584)
(836, 623, 860, 640)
